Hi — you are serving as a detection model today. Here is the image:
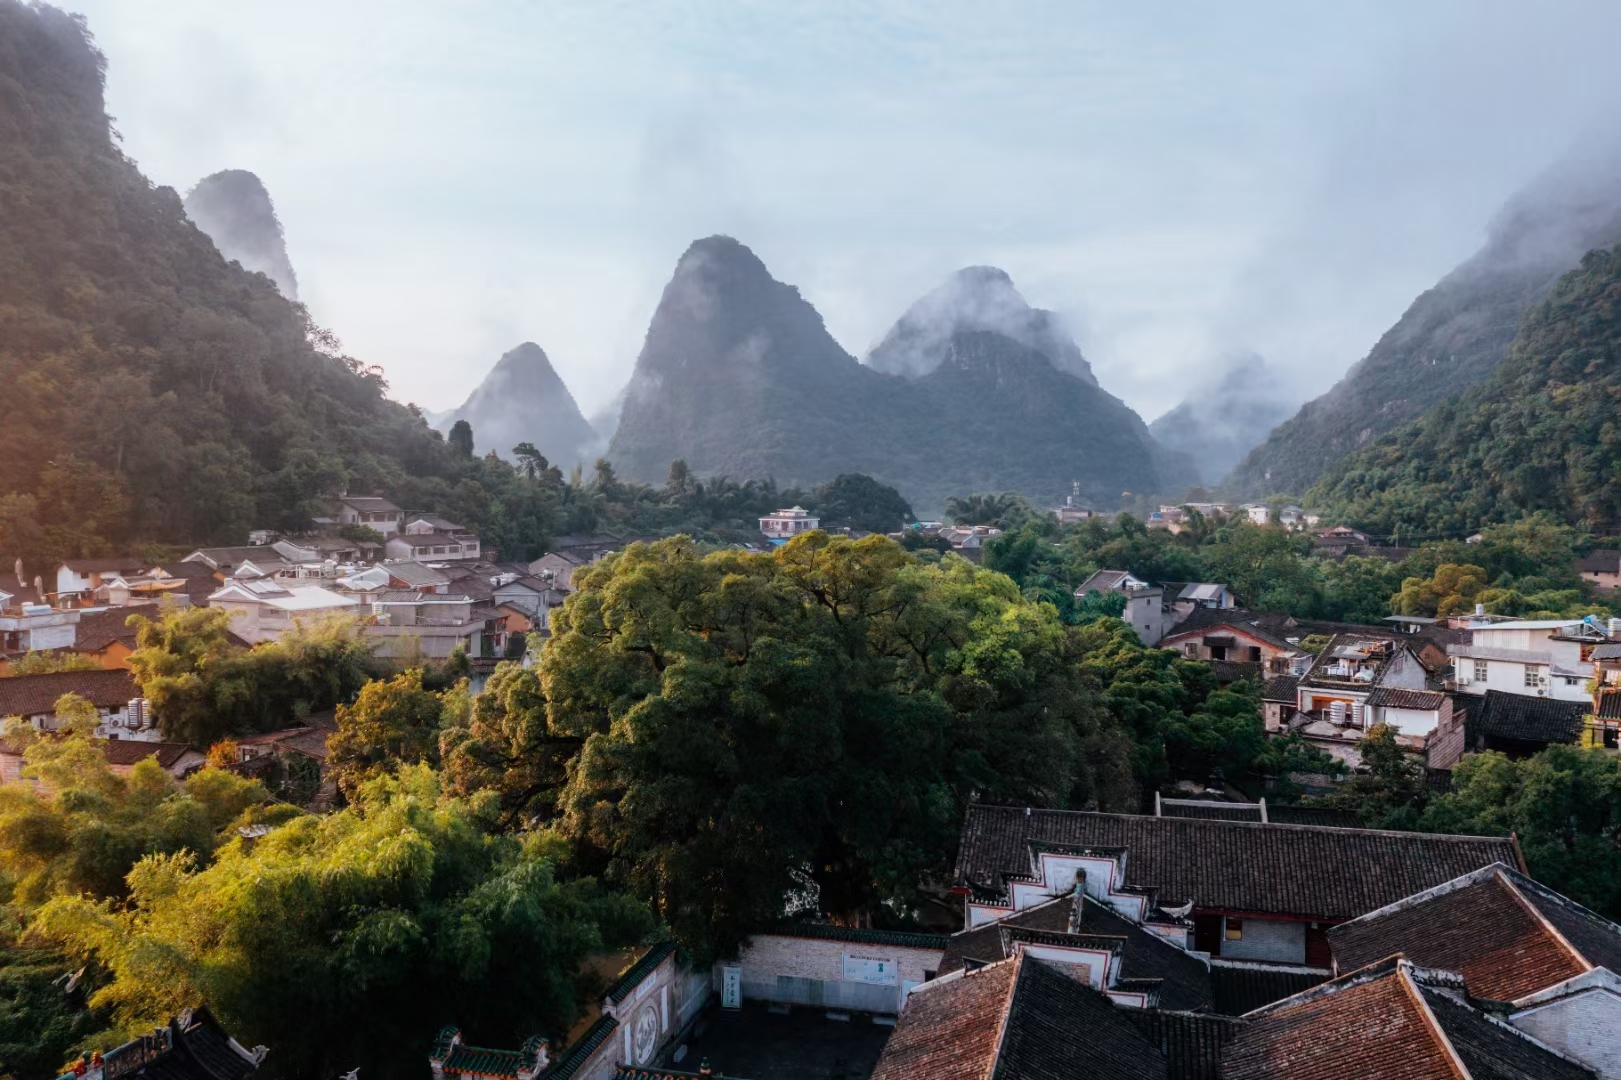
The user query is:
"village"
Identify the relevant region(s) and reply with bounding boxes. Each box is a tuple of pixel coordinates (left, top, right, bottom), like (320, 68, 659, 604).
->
(4, 491, 1621, 1080)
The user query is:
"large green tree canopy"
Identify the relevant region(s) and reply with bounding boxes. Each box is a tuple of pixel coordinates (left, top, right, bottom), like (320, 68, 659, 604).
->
(539, 534, 1138, 956)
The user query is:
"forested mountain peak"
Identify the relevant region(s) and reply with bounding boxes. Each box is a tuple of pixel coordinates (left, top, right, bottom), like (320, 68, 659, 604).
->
(607, 235, 1189, 512)
(183, 169, 300, 299)
(1228, 144, 1621, 497)
(0, 0, 463, 559)
(867, 265, 1096, 383)
(440, 341, 599, 467)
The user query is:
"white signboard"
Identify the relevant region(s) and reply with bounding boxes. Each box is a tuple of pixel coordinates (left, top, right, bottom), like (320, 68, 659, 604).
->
(721, 966, 742, 1009)
(842, 953, 899, 986)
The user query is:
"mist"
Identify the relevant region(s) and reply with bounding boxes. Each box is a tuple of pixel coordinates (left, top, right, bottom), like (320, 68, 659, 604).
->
(64, 0, 1621, 421)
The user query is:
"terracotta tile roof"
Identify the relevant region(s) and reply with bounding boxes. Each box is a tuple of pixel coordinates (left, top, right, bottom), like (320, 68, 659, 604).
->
(1469, 690, 1587, 745)
(869, 959, 1017, 1080)
(872, 954, 1169, 1080)
(1328, 866, 1596, 1002)
(0, 669, 138, 716)
(1224, 957, 1591, 1079)
(73, 607, 142, 652)
(954, 805, 1520, 921)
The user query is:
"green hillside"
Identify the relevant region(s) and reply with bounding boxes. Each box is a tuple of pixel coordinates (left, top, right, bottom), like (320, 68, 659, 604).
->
(1309, 245, 1621, 534)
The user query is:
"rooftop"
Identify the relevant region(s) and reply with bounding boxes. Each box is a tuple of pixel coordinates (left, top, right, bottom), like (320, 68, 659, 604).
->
(0, 668, 138, 715)
(953, 805, 1520, 921)
(1222, 957, 1591, 1080)
(1469, 690, 1588, 747)
(1329, 863, 1621, 1003)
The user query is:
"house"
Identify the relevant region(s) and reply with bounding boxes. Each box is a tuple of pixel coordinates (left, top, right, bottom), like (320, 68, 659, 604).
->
(431, 941, 708, 1080)
(361, 590, 510, 663)
(1158, 610, 1303, 674)
(0, 669, 154, 740)
(1261, 675, 1300, 732)
(529, 550, 597, 591)
(1328, 863, 1621, 1078)
(1453, 690, 1590, 759)
(207, 580, 360, 644)
(1172, 581, 1237, 611)
(101, 739, 205, 779)
(232, 724, 335, 807)
(1074, 569, 1165, 644)
(1578, 549, 1621, 590)
(53, 558, 147, 603)
(386, 516, 483, 562)
(759, 506, 819, 543)
(952, 804, 1517, 967)
(0, 585, 81, 661)
(1288, 634, 1450, 765)
(1449, 617, 1614, 702)
(55, 1005, 264, 1080)
(1241, 503, 1271, 525)
(334, 494, 403, 536)
(936, 525, 1002, 560)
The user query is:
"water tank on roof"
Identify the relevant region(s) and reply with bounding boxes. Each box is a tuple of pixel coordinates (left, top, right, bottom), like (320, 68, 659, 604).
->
(20, 603, 51, 616)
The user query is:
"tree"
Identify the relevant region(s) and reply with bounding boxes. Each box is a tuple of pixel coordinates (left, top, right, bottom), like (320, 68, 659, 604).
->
(1419, 746, 1621, 918)
(810, 474, 914, 533)
(1305, 725, 1428, 829)
(31, 767, 654, 1080)
(1392, 563, 1489, 617)
(513, 442, 549, 481)
(327, 669, 452, 799)
(448, 419, 475, 457)
(539, 534, 1135, 957)
(665, 458, 692, 496)
(1200, 523, 1322, 612)
(439, 662, 581, 828)
(945, 492, 1036, 529)
(5, 650, 100, 676)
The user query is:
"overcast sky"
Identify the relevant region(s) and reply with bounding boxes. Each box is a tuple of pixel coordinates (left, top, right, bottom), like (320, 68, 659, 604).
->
(67, 0, 1621, 421)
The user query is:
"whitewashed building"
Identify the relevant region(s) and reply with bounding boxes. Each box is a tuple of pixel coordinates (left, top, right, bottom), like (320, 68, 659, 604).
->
(759, 506, 819, 543)
(208, 581, 360, 644)
(1449, 617, 1615, 703)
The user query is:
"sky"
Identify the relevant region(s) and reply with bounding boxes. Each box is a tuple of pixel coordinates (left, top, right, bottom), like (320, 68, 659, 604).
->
(66, 0, 1621, 422)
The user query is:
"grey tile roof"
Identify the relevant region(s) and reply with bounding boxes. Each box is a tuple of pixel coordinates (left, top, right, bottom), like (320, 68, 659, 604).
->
(1421, 985, 1595, 1080)
(995, 956, 1170, 1080)
(1126, 1010, 1243, 1080)
(953, 805, 1520, 921)
(1261, 675, 1299, 702)
(0, 668, 138, 715)
(1209, 963, 1327, 1017)
(1364, 687, 1447, 710)
(1470, 690, 1587, 745)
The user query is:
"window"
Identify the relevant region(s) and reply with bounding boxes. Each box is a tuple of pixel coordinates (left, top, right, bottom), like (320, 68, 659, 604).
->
(1524, 665, 1543, 688)
(1473, 659, 1488, 683)
(1184, 644, 1198, 658)
(1249, 646, 1263, 662)
(1225, 919, 1243, 941)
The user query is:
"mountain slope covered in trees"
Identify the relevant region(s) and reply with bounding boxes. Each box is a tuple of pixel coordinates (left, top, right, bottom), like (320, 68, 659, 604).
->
(607, 238, 1190, 513)
(183, 169, 299, 299)
(1230, 150, 1621, 497)
(439, 342, 600, 467)
(1149, 354, 1296, 485)
(0, 2, 476, 561)
(1309, 244, 1621, 533)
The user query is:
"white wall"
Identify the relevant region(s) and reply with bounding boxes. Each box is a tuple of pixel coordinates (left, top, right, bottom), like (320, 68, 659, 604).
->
(727, 933, 943, 1015)
(1511, 986, 1621, 1079)
(1220, 917, 1306, 964)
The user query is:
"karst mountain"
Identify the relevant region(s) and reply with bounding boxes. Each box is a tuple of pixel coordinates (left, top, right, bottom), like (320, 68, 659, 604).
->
(183, 169, 300, 300)
(439, 342, 601, 467)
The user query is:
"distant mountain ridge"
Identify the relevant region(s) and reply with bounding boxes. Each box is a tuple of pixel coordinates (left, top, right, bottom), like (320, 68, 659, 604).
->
(439, 342, 600, 467)
(606, 236, 1191, 512)
(1229, 148, 1621, 497)
(183, 169, 300, 299)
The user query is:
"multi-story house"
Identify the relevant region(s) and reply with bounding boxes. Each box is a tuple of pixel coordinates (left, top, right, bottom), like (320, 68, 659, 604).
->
(334, 494, 403, 537)
(759, 506, 820, 542)
(385, 516, 483, 563)
(1449, 617, 1615, 703)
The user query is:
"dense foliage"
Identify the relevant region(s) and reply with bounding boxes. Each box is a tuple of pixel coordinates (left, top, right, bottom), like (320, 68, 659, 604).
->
(1310, 246, 1621, 534)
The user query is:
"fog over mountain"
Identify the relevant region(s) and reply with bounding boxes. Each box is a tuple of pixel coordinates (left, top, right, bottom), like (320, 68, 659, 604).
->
(866, 266, 1095, 384)
(1228, 141, 1621, 497)
(183, 169, 299, 299)
(440, 342, 600, 468)
(607, 237, 1189, 513)
(1148, 355, 1296, 487)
